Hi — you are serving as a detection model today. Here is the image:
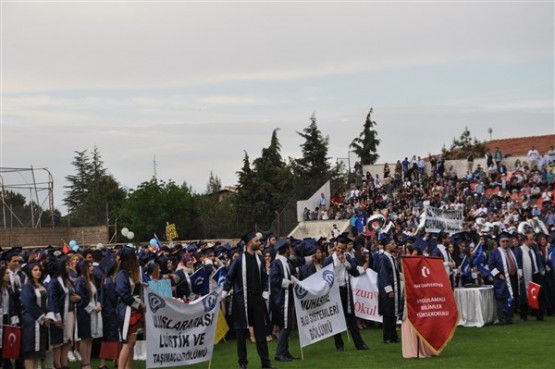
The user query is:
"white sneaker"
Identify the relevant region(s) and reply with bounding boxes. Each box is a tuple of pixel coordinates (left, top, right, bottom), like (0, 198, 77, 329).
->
(67, 351, 76, 362)
(74, 350, 82, 361)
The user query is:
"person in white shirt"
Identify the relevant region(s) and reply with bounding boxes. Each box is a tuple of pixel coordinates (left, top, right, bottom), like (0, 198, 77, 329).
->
(528, 146, 539, 167)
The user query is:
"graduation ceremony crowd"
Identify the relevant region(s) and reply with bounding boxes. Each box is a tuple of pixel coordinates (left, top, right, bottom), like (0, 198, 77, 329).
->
(0, 146, 554, 369)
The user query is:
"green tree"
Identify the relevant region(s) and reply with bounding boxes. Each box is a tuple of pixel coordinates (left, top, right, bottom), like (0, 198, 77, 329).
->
(206, 171, 222, 195)
(64, 148, 126, 226)
(295, 113, 331, 188)
(350, 108, 380, 165)
(235, 130, 295, 231)
(117, 179, 198, 242)
(64, 150, 92, 212)
(442, 126, 486, 160)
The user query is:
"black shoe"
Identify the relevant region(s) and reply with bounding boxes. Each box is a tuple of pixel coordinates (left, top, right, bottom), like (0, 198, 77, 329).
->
(520, 315, 528, 321)
(274, 355, 292, 362)
(285, 353, 300, 360)
(239, 365, 248, 369)
(356, 344, 369, 350)
(336, 346, 345, 352)
(537, 316, 545, 321)
(262, 366, 278, 369)
(384, 340, 394, 344)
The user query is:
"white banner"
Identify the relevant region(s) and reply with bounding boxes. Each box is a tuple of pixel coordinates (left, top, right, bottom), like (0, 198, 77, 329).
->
(424, 206, 463, 233)
(144, 287, 221, 368)
(292, 264, 347, 348)
(350, 269, 382, 323)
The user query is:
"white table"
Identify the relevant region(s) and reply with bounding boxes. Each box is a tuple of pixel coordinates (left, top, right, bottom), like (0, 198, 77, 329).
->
(454, 286, 497, 327)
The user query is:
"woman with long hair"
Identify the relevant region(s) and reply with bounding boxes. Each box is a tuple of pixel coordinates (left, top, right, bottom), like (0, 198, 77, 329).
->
(74, 260, 103, 369)
(116, 246, 145, 369)
(0, 265, 17, 368)
(46, 258, 81, 369)
(98, 258, 121, 369)
(65, 252, 83, 363)
(21, 262, 52, 369)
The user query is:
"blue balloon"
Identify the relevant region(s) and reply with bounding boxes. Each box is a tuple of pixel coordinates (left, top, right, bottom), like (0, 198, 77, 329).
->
(150, 238, 158, 247)
(69, 240, 77, 248)
(71, 245, 79, 252)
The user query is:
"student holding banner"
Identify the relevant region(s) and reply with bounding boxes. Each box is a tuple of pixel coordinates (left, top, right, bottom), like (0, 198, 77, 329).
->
(378, 236, 403, 343)
(270, 238, 297, 362)
(323, 235, 369, 351)
(222, 232, 277, 369)
(115, 246, 146, 369)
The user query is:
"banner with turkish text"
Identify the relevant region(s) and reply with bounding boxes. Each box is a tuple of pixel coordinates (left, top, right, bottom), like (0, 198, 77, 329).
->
(292, 264, 347, 347)
(527, 281, 541, 310)
(144, 287, 220, 368)
(423, 206, 463, 233)
(350, 269, 382, 323)
(403, 256, 458, 355)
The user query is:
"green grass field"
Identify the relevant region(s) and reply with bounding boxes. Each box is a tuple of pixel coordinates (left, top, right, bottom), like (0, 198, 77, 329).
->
(69, 317, 554, 369)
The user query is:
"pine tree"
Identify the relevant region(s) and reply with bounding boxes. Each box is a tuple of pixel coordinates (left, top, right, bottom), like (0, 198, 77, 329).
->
(64, 148, 126, 226)
(295, 113, 331, 187)
(206, 171, 222, 194)
(64, 150, 92, 212)
(350, 108, 380, 165)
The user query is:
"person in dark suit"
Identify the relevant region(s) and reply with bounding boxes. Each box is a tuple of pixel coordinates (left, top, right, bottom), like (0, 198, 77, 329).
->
(270, 238, 312, 362)
(378, 236, 403, 343)
(488, 232, 519, 324)
(222, 232, 277, 369)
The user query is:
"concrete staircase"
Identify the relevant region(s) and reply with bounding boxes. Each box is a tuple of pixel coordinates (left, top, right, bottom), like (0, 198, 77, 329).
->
(288, 219, 351, 240)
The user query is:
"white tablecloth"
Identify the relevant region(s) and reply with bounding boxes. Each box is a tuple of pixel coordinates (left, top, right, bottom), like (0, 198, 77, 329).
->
(454, 286, 497, 327)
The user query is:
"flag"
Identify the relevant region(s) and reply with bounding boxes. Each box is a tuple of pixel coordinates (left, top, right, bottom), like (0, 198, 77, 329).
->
(212, 266, 227, 287)
(190, 267, 209, 296)
(402, 256, 458, 355)
(527, 281, 541, 310)
(2, 325, 21, 359)
(471, 242, 484, 267)
(62, 242, 71, 254)
(504, 295, 513, 314)
(214, 308, 229, 344)
(478, 264, 491, 278)
(152, 233, 162, 252)
(460, 255, 472, 280)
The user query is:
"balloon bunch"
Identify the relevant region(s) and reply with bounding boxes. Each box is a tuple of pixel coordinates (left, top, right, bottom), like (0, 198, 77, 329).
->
(121, 227, 135, 240)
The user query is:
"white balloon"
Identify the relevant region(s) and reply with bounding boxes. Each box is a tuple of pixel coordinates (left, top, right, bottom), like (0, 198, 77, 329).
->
(121, 227, 129, 237)
(127, 231, 134, 240)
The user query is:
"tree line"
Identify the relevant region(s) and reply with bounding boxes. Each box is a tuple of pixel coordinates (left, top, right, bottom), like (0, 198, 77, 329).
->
(4, 111, 383, 241)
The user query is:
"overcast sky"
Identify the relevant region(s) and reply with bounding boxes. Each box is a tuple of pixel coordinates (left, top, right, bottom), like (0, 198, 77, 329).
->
(1, 1, 554, 215)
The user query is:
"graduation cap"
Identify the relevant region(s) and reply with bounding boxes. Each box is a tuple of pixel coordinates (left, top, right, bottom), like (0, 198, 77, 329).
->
(171, 244, 183, 255)
(275, 238, 290, 252)
(263, 233, 275, 242)
(413, 237, 428, 253)
(354, 242, 365, 252)
(186, 243, 198, 253)
(1, 249, 19, 262)
(201, 244, 216, 256)
(120, 244, 137, 258)
(301, 238, 316, 256)
(498, 231, 511, 241)
(241, 231, 258, 245)
(380, 235, 392, 247)
(228, 246, 241, 259)
(336, 234, 352, 245)
(436, 231, 449, 241)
